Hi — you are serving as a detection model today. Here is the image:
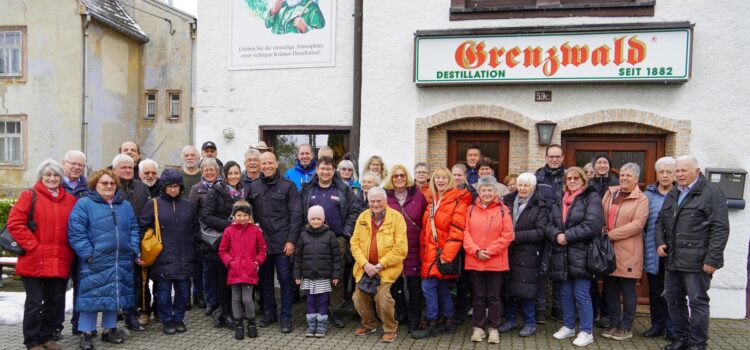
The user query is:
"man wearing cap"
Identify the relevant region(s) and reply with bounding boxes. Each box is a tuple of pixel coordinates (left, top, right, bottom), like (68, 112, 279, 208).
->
(201, 141, 224, 168)
(589, 153, 620, 198)
(252, 141, 273, 154)
(285, 143, 317, 191)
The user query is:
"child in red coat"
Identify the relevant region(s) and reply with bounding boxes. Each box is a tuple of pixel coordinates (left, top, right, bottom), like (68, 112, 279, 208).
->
(218, 200, 267, 340)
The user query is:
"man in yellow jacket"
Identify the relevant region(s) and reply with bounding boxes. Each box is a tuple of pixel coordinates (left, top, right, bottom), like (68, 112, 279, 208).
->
(350, 186, 408, 343)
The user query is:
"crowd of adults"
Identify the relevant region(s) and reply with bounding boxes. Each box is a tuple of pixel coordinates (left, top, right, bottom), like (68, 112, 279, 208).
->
(6, 140, 730, 350)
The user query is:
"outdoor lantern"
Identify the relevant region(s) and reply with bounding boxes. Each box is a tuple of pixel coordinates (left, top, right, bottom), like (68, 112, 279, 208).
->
(536, 121, 557, 146)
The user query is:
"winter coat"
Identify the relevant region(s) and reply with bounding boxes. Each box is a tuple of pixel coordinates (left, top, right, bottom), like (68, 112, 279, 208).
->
(139, 194, 197, 280)
(67, 191, 140, 312)
(145, 179, 163, 199)
(467, 166, 479, 186)
(589, 173, 620, 198)
(300, 175, 363, 237)
(188, 181, 213, 218)
(655, 173, 730, 272)
(386, 186, 427, 277)
(247, 171, 303, 255)
(284, 159, 317, 191)
(534, 165, 566, 203)
(293, 225, 342, 280)
(350, 207, 408, 284)
(218, 222, 267, 285)
(241, 171, 261, 191)
(602, 186, 649, 279)
(462, 198, 514, 272)
(201, 181, 242, 233)
(643, 184, 670, 275)
(8, 182, 76, 278)
(502, 191, 548, 299)
(118, 179, 150, 220)
(63, 176, 89, 199)
(547, 186, 603, 282)
(458, 184, 478, 204)
(420, 188, 471, 280)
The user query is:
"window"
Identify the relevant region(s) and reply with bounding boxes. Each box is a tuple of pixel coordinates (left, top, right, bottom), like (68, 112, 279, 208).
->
(260, 126, 351, 175)
(145, 92, 156, 119)
(0, 28, 25, 79)
(0, 117, 24, 166)
(450, 0, 655, 20)
(168, 91, 181, 120)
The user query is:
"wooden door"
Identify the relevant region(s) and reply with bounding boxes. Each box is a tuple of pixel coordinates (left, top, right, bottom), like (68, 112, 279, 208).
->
(447, 131, 510, 181)
(562, 134, 665, 305)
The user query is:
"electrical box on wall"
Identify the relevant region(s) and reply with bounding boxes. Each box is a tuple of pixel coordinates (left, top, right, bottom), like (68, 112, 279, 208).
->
(705, 168, 746, 210)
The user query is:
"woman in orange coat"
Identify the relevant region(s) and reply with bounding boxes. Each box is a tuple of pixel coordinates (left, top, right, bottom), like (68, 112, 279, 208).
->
(411, 167, 471, 340)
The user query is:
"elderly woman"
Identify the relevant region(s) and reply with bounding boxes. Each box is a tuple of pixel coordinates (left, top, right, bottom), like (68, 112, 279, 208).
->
(359, 171, 382, 203)
(504, 173, 519, 193)
(462, 176, 514, 344)
(411, 167, 471, 340)
(8, 159, 77, 350)
(499, 173, 548, 337)
(583, 163, 595, 181)
(363, 155, 387, 182)
(642, 157, 676, 340)
(68, 169, 141, 350)
(189, 157, 221, 315)
(547, 167, 603, 347)
(384, 164, 427, 333)
(140, 169, 198, 335)
(337, 160, 361, 194)
(414, 162, 431, 200)
(473, 158, 510, 197)
(601, 163, 649, 341)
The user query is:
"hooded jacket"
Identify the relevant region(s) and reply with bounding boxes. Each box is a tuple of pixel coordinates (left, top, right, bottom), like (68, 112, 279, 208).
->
(284, 159, 317, 191)
(350, 207, 408, 284)
(420, 188, 471, 280)
(462, 197, 514, 272)
(219, 222, 268, 285)
(643, 183, 670, 274)
(247, 171, 303, 255)
(534, 165, 566, 203)
(293, 224, 342, 280)
(386, 186, 427, 277)
(139, 192, 197, 280)
(502, 191, 548, 299)
(602, 185, 649, 279)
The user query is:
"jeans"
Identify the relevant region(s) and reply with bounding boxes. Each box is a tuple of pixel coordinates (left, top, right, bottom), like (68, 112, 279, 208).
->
(306, 291, 329, 315)
(505, 297, 536, 326)
(665, 270, 712, 346)
(468, 271, 504, 329)
(560, 277, 594, 333)
(259, 253, 293, 320)
(422, 278, 453, 321)
(604, 276, 637, 331)
(647, 259, 674, 333)
(353, 283, 397, 332)
(78, 311, 117, 332)
(203, 256, 218, 308)
(392, 275, 422, 325)
(22, 277, 67, 348)
(155, 278, 190, 323)
(192, 251, 204, 298)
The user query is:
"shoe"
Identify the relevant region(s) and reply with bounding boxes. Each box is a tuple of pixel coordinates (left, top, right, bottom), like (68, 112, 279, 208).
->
(470, 327, 485, 342)
(498, 321, 516, 333)
(487, 329, 500, 344)
(163, 321, 177, 335)
(441, 319, 456, 334)
(193, 295, 206, 309)
(411, 320, 439, 339)
(258, 312, 277, 328)
(535, 309, 546, 325)
(685, 345, 706, 350)
(354, 326, 377, 336)
(100, 328, 124, 344)
(52, 330, 62, 341)
(453, 313, 465, 326)
(596, 316, 611, 329)
(125, 315, 146, 331)
(601, 327, 617, 339)
(553, 326, 576, 340)
(138, 313, 150, 326)
(551, 308, 564, 322)
(29, 346, 44, 350)
(280, 318, 292, 333)
(664, 338, 689, 350)
(205, 305, 216, 316)
(211, 313, 225, 328)
(79, 332, 94, 350)
(175, 321, 187, 333)
(43, 340, 62, 350)
(665, 331, 677, 341)
(381, 332, 397, 343)
(246, 319, 258, 338)
(224, 316, 237, 331)
(573, 331, 594, 347)
(234, 318, 244, 340)
(408, 320, 421, 334)
(644, 326, 665, 338)
(305, 314, 317, 337)
(611, 328, 633, 341)
(315, 314, 328, 338)
(519, 324, 537, 337)
(331, 312, 345, 329)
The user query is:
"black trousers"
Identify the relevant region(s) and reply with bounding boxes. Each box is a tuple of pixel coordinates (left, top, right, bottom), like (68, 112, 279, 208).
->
(22, 277, 67, 349)
(648, 258, 674, 332)
(55, 261, 78, 332)
(392, 275, 422, 325)
(665, 270, 712, 346)
(469, 271, 504, 329)
(454, 270, 472, 320)
(604, 276, 637, 330)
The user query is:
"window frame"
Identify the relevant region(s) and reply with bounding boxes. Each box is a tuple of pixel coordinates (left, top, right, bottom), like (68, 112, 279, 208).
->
(259, 125, 353, 171)
(0, 115, 28, 169)
(449, 0, 656, 20)
(144, 90, 157, 120)
(167, 90, 181, 121)
(0, 26, 27, 82)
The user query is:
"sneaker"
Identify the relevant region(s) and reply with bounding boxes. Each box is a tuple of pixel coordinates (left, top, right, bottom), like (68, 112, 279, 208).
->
(553, 326, 576, 340)
(601, 327, 617, 339)
(381, 332, 397, 343)
(573, 332, 594, 347)
(498, 321, 516, 333)
(487, 329, 500, 344)
(354, 326, 377, 336)
(519, 324, 537, 337)
(611, 328, 633, 341)
(470, 327, 485, 342)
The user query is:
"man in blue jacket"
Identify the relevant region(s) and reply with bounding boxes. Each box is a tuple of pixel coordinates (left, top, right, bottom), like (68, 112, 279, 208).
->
(285, 143, 317, 191)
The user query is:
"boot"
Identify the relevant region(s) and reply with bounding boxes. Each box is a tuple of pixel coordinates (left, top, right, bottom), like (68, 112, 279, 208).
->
(411, 320, 440, 339)
(234, 318, 244, 340)
(211, 307, 225, 328)
(100, 328, 124, 344)
(79, 332, 94, 350)
(315, 314, 328, 338)
(305, 314, 318, 337)
(408, 319, 421, 334)
(246, 318, 258, 338)
(224, 315, 237, 331)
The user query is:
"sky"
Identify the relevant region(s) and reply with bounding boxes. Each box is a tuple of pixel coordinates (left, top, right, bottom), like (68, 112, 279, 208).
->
(169, 0, 198, 17)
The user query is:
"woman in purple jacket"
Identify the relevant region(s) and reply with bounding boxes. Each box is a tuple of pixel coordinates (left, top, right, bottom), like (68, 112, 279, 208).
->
(384, 164, 428, 333)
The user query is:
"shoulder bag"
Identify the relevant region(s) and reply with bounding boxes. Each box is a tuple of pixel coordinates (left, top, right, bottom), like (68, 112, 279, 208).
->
(0, 189, 37, 256)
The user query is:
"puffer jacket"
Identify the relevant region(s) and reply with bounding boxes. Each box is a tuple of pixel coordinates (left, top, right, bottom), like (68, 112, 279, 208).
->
(603, 186, 649, 279)
(218, 222, 267, 285)
(293, 224, 342, 280)
(350, 207, 408, 284)
(119, 179, 150, 219)
(643, 184, 670, 274)
(284, 159, 317, 191)
(139, 194, 197, 279)
(386, 186, 427, 277)
(8, 182, 76, 278)
(547, 186, 603, 282)
(67, 191, 140, 312)
(420, 188, 471, 280)
(462, 198, 514, 272)
(201, 181, 243, 233)
(502, 191, 548, 299)
(247, 171, 304, 255)
(589, 173, 620, 198)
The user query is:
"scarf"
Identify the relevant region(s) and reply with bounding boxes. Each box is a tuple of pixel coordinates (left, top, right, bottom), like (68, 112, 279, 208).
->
(48, 187, 60, 198)
(394, 188, 408, 206)
(371, 209, 386, 227)
(562, 188, 585, 223)
(512, 193, 530, 226)
(199, 177, 215, 189)
(225, 182, 245, 200)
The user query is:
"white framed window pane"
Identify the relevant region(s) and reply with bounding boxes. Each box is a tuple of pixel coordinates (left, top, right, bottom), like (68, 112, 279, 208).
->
(10, 48, 19, 75)
(8, 32, 20, 45)
(13, 121, 21, 134)
(0, 121, 5, 134)
(0, 48, 6, 75)
(0, 138, 6, 163)
(10, 136, 20, 163)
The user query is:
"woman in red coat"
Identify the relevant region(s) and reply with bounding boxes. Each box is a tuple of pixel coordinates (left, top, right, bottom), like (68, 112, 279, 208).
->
(8, 159, 76, 350)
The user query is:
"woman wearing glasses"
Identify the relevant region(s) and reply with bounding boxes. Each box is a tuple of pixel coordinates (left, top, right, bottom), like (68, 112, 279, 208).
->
(67, 169, 142, 350)
(336, 160, 361, 195)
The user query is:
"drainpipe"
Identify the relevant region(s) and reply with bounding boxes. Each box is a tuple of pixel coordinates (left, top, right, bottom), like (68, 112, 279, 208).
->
(81, 12, 91, 164)
(189, 21, 197, 145)
(351, 0, 362, 166)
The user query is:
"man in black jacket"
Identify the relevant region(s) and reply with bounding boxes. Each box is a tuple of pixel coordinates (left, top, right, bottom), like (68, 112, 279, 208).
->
(655, 156, 729, 350)
(300, 156, 363, 328)
(589, 153, 620, 197)
(247, 152, 303, 333)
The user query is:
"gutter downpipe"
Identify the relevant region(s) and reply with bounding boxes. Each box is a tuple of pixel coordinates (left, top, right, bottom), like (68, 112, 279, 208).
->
(189, 21, 197, 145)
(352, 0, 363, 166)
(81, 11, 91, 169)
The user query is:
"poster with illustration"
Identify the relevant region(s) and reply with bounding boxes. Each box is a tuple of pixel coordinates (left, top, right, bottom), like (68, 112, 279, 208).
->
(229, 0, 336, 70)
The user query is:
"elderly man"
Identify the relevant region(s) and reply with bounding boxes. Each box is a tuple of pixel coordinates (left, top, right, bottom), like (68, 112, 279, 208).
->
(655, 156, 730, 350)
(350, 186, 407, 343)
(201, 141, 223, 168)
(139, 159, 161, 198)
(179, 146, 202, 200)
(285, 143, 317, 191)
(247, 152, 303, 333)
(62, 150, 89, 199)
(465, 144, 482, 185)
(119, 141, 142, 180)
(241, 148, 262, 189)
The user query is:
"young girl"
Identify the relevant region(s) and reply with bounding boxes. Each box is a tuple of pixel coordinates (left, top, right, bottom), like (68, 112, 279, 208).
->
(218, 200, 267, 340)
(294, 205, 342, 337)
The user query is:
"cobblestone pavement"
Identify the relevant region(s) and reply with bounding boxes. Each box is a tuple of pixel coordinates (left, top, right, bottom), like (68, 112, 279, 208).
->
(1, 302, 748, 350)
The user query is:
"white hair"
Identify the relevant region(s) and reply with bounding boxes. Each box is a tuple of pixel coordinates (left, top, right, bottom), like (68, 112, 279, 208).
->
(112, 154, 134, 168)
(676, 155, 699, 169)
(200, 157, 220, 172)
(620, 162, 641, 179)
(361, 171, 381, 186)
(64, 150, 86, 163)
(36, 158, 64, 180)
(182, 145, 198, 156)
(139, 159, 158, 172)
(655, 156, 677, 172)
(516, 172, 537, 187)
(476, 175, 499, 191)
(337, 160, 358, 181)
(367, 186, 386, 199)
(244, 148, 261, 159)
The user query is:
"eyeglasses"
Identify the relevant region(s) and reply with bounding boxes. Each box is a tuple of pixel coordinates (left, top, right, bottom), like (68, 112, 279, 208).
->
(66, 162, 85, 168)
(392, 174, 406, 178)
(142, 171, 157, 176)
(566, 176, 581, 181)
(340, 168, 353, 172)
(98, 181, 117, 187)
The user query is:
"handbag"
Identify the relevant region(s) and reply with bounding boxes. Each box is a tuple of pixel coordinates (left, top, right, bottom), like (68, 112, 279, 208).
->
(587, 233, 616, 275)
(140, 199, 163, 267)
(199, 222, 223, 251)
(357, 273, 380, 295)
(0, 189, 37, 256)
(429, 200, 463, 277)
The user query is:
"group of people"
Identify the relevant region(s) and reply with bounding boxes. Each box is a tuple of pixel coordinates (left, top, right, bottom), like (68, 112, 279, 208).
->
(7, 140, 729, 350)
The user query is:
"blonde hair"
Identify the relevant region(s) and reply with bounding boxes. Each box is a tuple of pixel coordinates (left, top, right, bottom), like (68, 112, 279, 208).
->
(364, 155, 387, 181)
(383, 164, 414, 189)
(429, 167, 456, 198)
(563, 167, 589, 191)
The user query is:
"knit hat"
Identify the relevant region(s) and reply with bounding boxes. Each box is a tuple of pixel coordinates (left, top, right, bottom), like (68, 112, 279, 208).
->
(232, 200, 253, 217)
(591, 153, 612, 169)
(307, 205, 325, 222)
